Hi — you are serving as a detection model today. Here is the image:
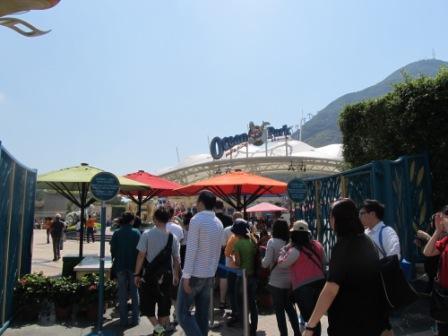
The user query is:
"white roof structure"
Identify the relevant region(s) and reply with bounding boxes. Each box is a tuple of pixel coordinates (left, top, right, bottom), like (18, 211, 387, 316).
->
(158, 138, 344, 185)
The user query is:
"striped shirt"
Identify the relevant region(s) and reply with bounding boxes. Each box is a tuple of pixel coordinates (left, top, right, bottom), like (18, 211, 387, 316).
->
(182, 210, 223, 279)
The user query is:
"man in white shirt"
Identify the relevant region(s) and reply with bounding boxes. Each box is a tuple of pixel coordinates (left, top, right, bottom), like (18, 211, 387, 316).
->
(166, 206, 184, 244)
(176, 190, 223, 336)
(360, 199, 400, 336)
(360, 199, 401, 259)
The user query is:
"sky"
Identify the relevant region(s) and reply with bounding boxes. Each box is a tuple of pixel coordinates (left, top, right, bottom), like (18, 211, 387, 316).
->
(1, 0, 447, 175)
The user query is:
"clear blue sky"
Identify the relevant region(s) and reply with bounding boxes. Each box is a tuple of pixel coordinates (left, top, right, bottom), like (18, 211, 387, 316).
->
(1, 0, 447, 175)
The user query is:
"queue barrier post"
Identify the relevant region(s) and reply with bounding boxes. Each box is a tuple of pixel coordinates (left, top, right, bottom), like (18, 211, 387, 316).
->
(208, 277, 220, 329)
(242, 268, 249, 336)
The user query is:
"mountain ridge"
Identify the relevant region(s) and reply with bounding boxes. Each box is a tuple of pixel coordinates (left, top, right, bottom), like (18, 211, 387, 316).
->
(293, 59, 448, 146)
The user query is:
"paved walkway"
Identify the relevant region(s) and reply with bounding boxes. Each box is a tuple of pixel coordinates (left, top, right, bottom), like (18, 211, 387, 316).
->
(4, 230, 435, 335)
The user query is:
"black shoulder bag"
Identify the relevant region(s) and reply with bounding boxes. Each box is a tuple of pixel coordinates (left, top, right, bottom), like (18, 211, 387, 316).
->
(370, 233, 418, 310)
(143, 233, 173, 282)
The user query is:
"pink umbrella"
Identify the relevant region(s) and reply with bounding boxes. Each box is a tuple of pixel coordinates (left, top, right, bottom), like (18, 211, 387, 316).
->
(246, 202, 287, 213)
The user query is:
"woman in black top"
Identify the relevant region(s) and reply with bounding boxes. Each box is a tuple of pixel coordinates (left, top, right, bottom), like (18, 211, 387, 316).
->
(303, 198, 385, 336)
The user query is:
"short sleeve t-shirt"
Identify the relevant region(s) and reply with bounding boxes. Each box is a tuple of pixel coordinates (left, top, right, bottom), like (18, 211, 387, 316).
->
(166, 222, 184, 243)
(86, 218, 96, 228)
(327, 234, 384, 336)
(435, 236, 448, 288)
(234, 238, 256, 276)
(137, 227, 180, 263)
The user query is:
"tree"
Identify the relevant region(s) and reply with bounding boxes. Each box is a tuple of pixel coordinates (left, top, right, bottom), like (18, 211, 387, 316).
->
(339, 68, 448, 209)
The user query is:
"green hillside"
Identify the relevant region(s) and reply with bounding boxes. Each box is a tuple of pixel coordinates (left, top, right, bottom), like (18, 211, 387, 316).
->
(293, 59, 448, 146)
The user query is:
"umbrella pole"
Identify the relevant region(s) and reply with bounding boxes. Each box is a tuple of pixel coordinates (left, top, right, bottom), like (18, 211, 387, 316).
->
(243, 195, 247, 219)
(138, 192, 142, 215)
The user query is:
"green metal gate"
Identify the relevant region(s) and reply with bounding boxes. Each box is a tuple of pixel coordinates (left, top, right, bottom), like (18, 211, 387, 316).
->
(300, 153, 432, 262)
(0, 142, 37, 333)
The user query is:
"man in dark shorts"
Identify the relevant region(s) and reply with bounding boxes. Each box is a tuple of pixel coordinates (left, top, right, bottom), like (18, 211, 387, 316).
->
(134, 208, 181, 336)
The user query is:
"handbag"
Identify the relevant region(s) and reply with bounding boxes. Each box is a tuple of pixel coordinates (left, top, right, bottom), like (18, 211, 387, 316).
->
(430, 281, 448, 322)
(143, 233, 173, 282)
(378, 254, 418, 310)
(370, 226, 418, 310)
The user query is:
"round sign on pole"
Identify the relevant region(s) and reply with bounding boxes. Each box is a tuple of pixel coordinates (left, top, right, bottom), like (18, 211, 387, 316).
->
(287, 178, 308, 203)
(90, 172, 120, 202)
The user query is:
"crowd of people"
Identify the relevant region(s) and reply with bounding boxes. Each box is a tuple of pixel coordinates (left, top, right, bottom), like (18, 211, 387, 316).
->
(42, 192, 448, 336)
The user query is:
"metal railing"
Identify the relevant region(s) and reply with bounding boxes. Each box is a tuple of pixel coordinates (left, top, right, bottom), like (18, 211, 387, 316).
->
(298, 153, 432, 262)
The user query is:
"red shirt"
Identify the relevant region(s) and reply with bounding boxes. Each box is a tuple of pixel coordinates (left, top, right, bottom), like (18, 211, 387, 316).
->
(435, 236, 448, 288)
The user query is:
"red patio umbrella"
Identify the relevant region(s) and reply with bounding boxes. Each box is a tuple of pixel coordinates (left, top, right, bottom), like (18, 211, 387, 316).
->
(122, 170, 183, 214)
(174, 170, 287, 213)
(246, 202, 287, 213)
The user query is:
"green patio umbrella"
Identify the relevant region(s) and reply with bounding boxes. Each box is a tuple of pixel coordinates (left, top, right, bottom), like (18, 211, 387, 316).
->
(37, 163, 148, 257)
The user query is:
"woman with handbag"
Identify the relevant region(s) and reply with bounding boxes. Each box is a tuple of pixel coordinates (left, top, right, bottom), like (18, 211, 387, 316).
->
(262, 219, 301, 336)
(278, 220, 325, 336)
(423, 206, 448, 336)
(303, 198, 385, 336)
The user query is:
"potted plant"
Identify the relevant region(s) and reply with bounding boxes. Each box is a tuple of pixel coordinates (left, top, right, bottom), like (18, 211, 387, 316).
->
(14, 272, 51, 321)
(51, 277, 78, 320)
(78, 273, 100, 320)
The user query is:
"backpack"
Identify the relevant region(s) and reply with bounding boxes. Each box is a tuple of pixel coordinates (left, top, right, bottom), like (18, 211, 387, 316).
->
(143, 233, 173, 282)
(372, 227, 417, 310)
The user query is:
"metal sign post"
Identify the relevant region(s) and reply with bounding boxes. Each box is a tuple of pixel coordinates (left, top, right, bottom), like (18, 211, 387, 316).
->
(87, 172, 120, 336)
(242, 269, 249, 336)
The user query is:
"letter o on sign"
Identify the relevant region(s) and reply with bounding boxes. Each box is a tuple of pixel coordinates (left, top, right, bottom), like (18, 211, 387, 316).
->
(210, 137, 224, 159)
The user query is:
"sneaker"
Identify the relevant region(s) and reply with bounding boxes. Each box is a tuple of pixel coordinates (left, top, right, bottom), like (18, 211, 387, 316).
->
(153, 324, 165, 336)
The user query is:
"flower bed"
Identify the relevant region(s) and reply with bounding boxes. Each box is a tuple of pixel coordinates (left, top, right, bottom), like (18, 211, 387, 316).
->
(14, 273, 117, 322)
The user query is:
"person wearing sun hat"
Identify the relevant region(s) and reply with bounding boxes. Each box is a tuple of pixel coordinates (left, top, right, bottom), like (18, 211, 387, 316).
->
(278, 220, 326, 336)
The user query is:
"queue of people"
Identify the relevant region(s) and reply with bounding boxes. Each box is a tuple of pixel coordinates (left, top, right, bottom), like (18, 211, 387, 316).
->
(223, 198, 404, 336)
(107, 193, 448, 336)
(110, 191, 223, 336)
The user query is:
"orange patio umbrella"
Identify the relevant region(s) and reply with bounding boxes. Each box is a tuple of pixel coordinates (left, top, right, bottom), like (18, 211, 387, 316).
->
(175, 170, 287, 213)
(122, 170, 183, 214)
